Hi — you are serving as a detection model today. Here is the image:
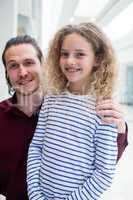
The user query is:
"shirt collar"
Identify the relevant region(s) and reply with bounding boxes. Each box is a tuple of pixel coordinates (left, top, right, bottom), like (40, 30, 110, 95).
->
(1, 93, 41, 118)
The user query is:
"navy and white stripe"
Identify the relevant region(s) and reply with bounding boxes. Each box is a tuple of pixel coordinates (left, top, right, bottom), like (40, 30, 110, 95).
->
(27, 91, 118, 200)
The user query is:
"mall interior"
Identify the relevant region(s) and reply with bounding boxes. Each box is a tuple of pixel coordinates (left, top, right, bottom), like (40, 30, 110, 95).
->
(0, 0, 133, 200)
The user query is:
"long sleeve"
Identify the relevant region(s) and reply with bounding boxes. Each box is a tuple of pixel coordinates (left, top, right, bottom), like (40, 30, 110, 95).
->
(66, 123, 118, 200)
(27, 103, 47, 200)
(117, 123, 128, 161)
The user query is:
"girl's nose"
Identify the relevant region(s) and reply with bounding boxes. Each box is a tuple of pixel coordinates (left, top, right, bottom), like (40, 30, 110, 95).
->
(67, 56, 76, 65)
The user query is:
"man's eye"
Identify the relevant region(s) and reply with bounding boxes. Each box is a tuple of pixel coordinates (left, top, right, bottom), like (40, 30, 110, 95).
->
(8, 63, 18, 69)
(23, 60, 35, 66)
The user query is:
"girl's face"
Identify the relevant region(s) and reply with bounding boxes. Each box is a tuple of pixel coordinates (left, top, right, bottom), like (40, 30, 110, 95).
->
(59, 33, 96, 93)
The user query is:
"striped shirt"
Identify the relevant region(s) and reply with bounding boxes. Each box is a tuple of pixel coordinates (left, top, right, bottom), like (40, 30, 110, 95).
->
(27, 91, 118, 200)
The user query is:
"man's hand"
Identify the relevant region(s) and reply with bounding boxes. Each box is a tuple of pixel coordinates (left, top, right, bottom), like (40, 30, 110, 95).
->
(96, 99, 126, 133)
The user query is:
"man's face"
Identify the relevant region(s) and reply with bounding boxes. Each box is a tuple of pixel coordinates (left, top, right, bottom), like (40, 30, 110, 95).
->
(5, 44, 43, 96)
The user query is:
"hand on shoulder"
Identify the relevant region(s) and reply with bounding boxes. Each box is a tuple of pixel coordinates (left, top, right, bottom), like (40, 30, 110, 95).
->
(96, 99, 126, 134)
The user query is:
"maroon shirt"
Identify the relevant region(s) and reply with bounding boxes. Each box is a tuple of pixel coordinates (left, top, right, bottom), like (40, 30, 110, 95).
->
(0, 95, 39, 200)
(0, 95, 128, 200)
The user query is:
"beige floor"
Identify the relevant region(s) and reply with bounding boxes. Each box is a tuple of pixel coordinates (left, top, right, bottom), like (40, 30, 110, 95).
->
(102, 105, 133, 200)
(0, 194, 6, 200)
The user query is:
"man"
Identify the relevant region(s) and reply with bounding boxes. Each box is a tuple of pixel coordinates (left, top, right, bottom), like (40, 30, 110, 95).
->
(0, 35, 128, 200)
(0, 35, 44, 200)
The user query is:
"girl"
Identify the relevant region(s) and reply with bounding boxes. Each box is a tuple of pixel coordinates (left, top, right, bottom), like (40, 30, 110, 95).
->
(27, 23, 119, 200)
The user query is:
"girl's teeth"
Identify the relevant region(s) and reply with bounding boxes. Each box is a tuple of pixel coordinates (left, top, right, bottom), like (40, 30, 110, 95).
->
(66, 68, 80, 72)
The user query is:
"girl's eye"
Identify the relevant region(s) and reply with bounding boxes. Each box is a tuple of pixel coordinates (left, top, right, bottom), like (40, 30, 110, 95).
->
(76, 53, 85, 57)
(60, 52, 69, 57)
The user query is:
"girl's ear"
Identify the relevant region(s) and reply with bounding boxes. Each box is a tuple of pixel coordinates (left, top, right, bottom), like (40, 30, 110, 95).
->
(93, 58, 99, 68)
(92, 55, 102, 72)
(95, 54, 103, 67)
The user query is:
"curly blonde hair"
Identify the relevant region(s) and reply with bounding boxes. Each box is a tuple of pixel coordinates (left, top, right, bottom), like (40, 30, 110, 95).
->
(45, 22, 117, 99)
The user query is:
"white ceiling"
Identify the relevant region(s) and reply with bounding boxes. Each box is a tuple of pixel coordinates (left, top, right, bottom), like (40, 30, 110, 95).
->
(55, 0, 133, 47)
(57, 0, 132, 26)
(42, 0, 133, 51)
(74, 0, 110, 19)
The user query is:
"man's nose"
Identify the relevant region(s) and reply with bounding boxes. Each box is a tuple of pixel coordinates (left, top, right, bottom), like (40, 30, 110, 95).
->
(19, 65, 28, 77)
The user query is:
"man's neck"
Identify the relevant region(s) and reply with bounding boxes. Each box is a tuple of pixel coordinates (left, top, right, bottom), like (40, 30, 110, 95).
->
(16, 89, 43, 116)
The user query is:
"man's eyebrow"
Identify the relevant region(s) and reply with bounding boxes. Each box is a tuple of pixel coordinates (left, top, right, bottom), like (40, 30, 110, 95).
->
(6, 60, 16, 64)
(24, 58, 35, 60)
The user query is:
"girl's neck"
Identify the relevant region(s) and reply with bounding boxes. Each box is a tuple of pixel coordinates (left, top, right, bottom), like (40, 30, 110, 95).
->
(67, 83, 88, 95)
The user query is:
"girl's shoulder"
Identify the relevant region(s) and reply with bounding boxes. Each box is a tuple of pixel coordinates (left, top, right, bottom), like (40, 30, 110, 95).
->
(42, 93, 62, 107)
(63, 90, 96, 107)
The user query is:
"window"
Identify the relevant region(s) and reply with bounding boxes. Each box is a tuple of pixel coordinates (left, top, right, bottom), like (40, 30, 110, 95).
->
(104, 1, 133, 41)
(125, 66, 133, 105)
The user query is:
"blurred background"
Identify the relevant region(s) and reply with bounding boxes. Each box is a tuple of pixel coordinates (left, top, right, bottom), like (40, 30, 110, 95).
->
(0, 0, 132, 199)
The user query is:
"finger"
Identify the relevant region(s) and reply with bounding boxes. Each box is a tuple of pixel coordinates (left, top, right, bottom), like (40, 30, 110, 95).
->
(96, 99, 113, 105)
(96, 102, 122, 113)
(96, 109, 122, 119)
(100, 117, 123, 127)
(101, 117, 116, 124)
(100, 117, 126, 133)
(96, 101, 115, 109)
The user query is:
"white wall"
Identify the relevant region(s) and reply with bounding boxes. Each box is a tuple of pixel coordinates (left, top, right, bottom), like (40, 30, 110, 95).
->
(0, 0, 43, 101)
(18, 0, 32, 17)
(0, 0, 18, 100)
(42, 0, 64, 52)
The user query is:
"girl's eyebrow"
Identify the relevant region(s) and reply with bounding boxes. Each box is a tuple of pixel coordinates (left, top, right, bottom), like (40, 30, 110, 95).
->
(60, 48, 67, 52)
(75, 49, 85, 52)
(61, 48, 85, 52)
